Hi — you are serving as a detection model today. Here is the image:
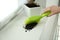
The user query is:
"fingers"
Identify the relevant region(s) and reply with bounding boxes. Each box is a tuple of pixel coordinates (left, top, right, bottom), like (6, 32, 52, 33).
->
(44, 5, 59, 16)
(44, 7, 50, 13)
(48, 12, 55, 16)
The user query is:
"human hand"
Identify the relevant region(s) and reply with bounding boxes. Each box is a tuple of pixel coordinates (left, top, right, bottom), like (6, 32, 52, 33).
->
(44, 5, 60, 16)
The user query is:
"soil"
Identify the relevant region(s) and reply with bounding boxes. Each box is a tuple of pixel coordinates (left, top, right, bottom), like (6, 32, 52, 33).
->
(25, 3, 40, 8)
(25, 22, 38, 30)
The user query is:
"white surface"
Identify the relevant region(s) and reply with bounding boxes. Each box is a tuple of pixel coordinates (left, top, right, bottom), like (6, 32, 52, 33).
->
(46, 0, 59, 7)
(58, 14, 60, 25)
(0, 0, 18, 21)
(0, 10, 47, 40)
(0, 0, 18, 29)
(40, 0, 59, 40)
(58, 25, 60, 40)
(0, 0, 59, 40)
(18, 0, 27, 6)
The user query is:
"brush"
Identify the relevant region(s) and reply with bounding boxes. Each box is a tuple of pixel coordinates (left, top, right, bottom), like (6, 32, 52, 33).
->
(24, 10, 51, 32)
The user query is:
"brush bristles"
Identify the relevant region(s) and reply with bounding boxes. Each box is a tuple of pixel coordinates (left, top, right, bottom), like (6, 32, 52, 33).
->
(25, 22, 38, 30)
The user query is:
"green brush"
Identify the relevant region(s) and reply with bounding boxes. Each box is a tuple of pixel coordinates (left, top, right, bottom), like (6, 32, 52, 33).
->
(24, 10, 51, 31)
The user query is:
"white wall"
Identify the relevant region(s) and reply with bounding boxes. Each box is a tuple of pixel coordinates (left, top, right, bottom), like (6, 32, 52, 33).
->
(18, 0, 27, 6)
(0, 0, 18, 19)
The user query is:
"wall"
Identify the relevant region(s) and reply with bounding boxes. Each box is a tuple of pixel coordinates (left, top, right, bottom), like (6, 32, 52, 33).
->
(0, 0, 18, 18)
(18, 0, 27, 6)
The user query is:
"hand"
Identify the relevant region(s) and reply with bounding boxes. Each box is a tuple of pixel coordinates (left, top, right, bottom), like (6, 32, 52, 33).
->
(44, 5, 60, 16)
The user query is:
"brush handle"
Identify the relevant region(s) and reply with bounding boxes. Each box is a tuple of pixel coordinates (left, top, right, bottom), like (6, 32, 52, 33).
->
(25, 10, 51, 24)
(36, 10, 51, 22)
(40, 10, 51, 18)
